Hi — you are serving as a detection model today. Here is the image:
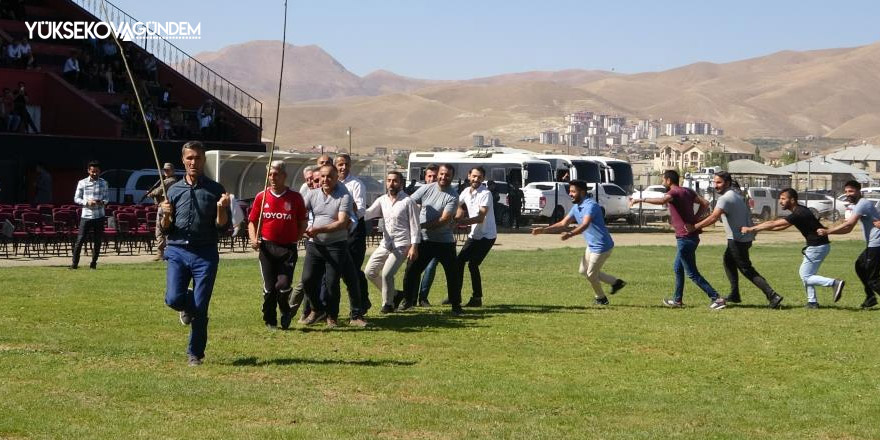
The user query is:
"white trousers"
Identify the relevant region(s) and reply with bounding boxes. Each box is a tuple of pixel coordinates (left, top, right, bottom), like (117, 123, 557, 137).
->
(578, 248, 618, 298)
(365, 245, 410, 306)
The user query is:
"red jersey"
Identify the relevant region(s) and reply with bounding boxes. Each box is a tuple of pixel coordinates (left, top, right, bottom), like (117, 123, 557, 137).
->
(248, 189, 306, 245)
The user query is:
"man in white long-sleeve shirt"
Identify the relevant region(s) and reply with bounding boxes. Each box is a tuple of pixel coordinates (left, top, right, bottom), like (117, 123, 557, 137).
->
(62, 51, 80, 85)
(70, 160, 108, 270)
(364, 171, 420, 313)
(336, 154, 371, 312)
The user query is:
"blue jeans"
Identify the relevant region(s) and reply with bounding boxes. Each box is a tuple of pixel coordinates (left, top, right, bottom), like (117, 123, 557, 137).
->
(673, 237, 719, 302)
(164, 245, 219, 359)
(800, 244, 834, 303)
(418, 258, 438, 301)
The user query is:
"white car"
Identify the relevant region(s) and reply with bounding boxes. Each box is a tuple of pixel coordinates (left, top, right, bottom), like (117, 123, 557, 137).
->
(522, 182, 572, 221)
(588, 183, 633, 223)
(800, 191, 835, 220)
(630, 185, 669, 221)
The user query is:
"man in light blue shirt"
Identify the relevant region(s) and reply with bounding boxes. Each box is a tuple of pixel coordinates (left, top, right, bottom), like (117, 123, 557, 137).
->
(819, 180, 880, 309)
(532, 180, 625, 305)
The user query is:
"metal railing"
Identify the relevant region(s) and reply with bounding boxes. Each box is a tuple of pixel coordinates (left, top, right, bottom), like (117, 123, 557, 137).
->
(69, 0, 263, 129)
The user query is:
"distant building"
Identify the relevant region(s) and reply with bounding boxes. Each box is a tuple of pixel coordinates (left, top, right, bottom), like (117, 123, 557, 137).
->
(827, 143, 880, 181)
(779, 156, 874, 191)
(473, 135, 485, 147)
(374, 147, 388, 156)
(539, 130, 560, 145)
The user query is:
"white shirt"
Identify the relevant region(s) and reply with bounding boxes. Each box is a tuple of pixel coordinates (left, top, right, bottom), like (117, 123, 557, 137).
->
(18, 43, 31, 56)
(7, 44, 21, 59)
(365, 192, 420, 249)
(63, 57, 79, 73)
(460, 184, 497, 240)
(341, 174, 366, 219)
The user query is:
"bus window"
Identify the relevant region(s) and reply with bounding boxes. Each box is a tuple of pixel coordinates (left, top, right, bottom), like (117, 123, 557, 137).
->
(607, 162, 634, 193)
(490, 168, 506, 182)
(524, 162, 551, 185)
(572, 161, 602, 183)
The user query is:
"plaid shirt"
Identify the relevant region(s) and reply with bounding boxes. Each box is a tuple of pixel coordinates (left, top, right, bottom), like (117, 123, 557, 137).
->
(74, 176, 108, 219)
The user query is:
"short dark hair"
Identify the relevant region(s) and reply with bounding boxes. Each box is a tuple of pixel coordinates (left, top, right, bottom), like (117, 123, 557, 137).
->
(845, 180, 862, 191)
(715, 170, 732, 185)
(425, 163, 439, 173)
(387, 171, 404, 182)
(335, 153, 351, 164)
(439, 163, 456, 177)
(569, 180, 588, 192)
(87, 160, 101, 169)
(780, 188, 798, 200)
(662, 169, 680, 184)
(182, 140, 206, 155)
(468, 166, 486, 177)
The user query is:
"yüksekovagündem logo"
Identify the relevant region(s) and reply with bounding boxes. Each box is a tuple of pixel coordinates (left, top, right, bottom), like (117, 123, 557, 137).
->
(25, 21, 201, 41)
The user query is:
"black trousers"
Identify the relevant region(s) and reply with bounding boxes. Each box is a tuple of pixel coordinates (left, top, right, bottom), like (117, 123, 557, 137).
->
(457, 237, 496, 298)
(348, 219, 370, 310)
(301, 241, 363, 319)
(723, 240, 777, 301)
(855, 247, 880, 299)
(403, 240, 461, 306)
(72, 217, 104, 267)
(258, 241, 297, 326)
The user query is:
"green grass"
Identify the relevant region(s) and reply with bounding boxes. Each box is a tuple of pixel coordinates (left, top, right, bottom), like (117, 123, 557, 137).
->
(2, 241, 880, 439)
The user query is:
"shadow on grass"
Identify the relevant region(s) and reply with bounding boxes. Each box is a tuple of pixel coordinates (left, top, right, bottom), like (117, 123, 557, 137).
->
(230, 356, 417, 367)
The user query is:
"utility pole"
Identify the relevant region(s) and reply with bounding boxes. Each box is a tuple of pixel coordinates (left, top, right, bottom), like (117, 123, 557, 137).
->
(347, 127, 352, 154)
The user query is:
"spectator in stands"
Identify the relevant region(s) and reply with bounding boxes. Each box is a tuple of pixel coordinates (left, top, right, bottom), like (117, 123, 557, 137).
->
(13, 82, 38, 134)
(33, 163, 52, 204)
(2, 88, 19, 132)
(159, 83, 173, 108)
(63, 51, 81, 85)
(197, 99, 216, 139)
(101, 39, 118, 64)
(17, 38, 34, 69)
(6, 38, 22, 68)
(143, 53, 158, 81)
(104, 63, 116, 93)
(71, 160, 108, 270)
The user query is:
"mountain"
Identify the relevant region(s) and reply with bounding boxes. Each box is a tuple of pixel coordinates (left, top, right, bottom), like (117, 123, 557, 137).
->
(200, 40, 880, 149)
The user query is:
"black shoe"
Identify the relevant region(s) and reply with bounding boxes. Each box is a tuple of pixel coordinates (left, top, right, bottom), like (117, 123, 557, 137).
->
(805, 302, 819, 309)
(89, 262, 97, 270)
(393, 290, 406, 309)
(397, 299, 415, 312)
(441, 297, 451, 305)
(464, 297, 482, 307)
(280, 312, 293, 330)
(179, 310, 192, 326)
(68, 265, 78, 270)
(380, 304, 395, 314)
(861, 295, 878, 309)
(725, 293, 742, 303)
(450, 305, 464, 316)
(594, 296, 609, 306)
(187, 354, 203, 366)
(609, 280, 626, 295)
(418, 299, 431, 307)
(768, 294, 784, 309)
(833, 280, 845, 303)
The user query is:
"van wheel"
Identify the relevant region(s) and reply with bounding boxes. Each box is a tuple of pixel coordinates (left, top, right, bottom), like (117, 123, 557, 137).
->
(761, 207, 771, 221)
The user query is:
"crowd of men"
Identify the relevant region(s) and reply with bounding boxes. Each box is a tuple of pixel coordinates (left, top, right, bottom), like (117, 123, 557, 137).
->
(70, 141, 879, 366)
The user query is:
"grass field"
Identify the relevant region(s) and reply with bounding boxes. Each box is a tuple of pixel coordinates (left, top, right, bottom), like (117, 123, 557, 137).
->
(2, 240, 880, 439)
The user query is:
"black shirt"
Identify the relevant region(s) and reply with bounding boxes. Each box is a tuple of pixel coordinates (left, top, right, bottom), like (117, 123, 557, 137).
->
(785, 204, 829, 247)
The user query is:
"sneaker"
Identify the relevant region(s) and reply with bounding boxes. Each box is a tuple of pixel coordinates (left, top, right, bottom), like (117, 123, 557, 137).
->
(594, 296, 609, 306)
(68, 265, 78, 270)
(805, 302, 819, 309)
(709, 298, 727, 310)
(187, 354, 203, 367)
(380, 304, 395, 314)
(610, 280, 627, 295)
(464, 297, 482, 307)
(450, 305, 464, 316)
(349, 317, 369, 328)
(302, 311, 327, 326)
(297, 314, 309, 325)
(663, 298, 684, 308)
(832, 280, 845, 303)
(418, 299, 432, 307)
(280, 312, 293, 330)
(325, 317, 338, 329)
(266, 323, 277, 331)
(397, 299, 415, 312)
(768, 294, 784, 309)
(724, 293, 742, 303)
(89, 262, 97, 270)
(179, 310, 192, 326)
(393, 290, 406, 309)
(861, 295, 877, 309)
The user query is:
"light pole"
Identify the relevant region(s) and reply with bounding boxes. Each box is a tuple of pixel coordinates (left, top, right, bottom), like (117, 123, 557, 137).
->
(347, 127, 352, 154)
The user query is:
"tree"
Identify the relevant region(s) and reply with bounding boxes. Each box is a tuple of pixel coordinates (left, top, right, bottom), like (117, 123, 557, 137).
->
(779, 150, 797, 165)
(705, 151, 729, 169)
(754, 145, 764, 164)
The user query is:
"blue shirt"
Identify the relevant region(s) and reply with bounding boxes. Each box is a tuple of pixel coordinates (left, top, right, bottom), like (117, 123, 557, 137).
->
(165, 175, 229, 247)
(569, 198, 614, 253)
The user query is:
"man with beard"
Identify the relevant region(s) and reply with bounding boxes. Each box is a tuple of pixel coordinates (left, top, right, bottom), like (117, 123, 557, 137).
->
(692, 171, 784, 309)
(335, 154, 371, 313)
(455, 166, 497, 308)
(531, 180, 625, 305)
(818, 180, 880, 309)
(248, 160, 307, 329)
(743, 188, 844, 309)
(364, 171, 420, 313)
(630, 169, 721, 308)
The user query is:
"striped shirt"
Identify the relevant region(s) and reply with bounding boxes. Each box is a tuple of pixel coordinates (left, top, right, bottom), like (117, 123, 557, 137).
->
(74, 177, 108, 219)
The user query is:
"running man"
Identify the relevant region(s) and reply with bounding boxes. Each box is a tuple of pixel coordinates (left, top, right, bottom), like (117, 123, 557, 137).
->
(364, 171, 420, 313)
(248, 160, 307, 329)
(818, 180, 880, 309)
(631, 170, 725, 309)
(692, 171, 784, 309)
(532, 180, 625, 305)
(455, 166, 497, 308)
(742, 188, 844, 309)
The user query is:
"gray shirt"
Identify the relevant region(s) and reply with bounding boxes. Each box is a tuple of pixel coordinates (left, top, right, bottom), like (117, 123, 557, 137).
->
(716, 189, 754, 242)
(303, 184, 352, 245)
(852, 198, 880, 247)
(410, 182, 458, 243)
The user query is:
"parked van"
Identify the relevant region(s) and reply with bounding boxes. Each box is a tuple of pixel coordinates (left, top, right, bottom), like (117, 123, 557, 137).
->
(101, 168, 184, 204)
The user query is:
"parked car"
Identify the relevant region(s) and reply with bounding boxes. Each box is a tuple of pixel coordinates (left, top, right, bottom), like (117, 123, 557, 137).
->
(801, 191, 835, 220)
(630, 185, 669, 221)
(588, 183, 633, 223)
(101, 168, 184, 204)
(746, 187, 788, 220)
(522, 182, 572, 222)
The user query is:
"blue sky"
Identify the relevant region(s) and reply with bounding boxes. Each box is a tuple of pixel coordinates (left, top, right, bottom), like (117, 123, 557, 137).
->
(113, 0, 880, 79)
